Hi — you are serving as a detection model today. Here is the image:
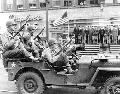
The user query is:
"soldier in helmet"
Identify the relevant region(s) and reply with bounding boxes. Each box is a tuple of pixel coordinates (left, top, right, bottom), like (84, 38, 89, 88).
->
(1, 20, 18, 52)
(1, 20, 38, 68)
(42, 39, 76, 74)
(22, 25, 40, 58)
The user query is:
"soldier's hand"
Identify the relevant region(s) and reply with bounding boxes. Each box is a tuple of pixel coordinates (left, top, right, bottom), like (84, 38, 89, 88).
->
(29, 56, 39, 61)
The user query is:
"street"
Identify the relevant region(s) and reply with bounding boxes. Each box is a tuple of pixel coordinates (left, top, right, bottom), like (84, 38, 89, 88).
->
(0, 56, 97, 94)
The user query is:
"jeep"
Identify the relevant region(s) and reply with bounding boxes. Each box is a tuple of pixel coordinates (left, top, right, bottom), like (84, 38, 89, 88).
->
(2, 49, 120, 94)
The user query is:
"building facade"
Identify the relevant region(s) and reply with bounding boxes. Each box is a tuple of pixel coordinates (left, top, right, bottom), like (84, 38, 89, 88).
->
(1, 0, 120, 39)
(1, 0, 120, 12)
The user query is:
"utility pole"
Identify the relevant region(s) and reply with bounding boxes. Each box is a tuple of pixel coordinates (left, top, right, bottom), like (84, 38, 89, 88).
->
(46, 0, 49, 41)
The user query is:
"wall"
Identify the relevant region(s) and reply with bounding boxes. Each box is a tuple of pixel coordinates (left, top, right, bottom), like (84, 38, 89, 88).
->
(0, 6, 120, 34)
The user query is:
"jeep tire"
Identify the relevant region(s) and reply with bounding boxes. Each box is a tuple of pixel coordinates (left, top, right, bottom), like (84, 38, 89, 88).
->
(16, 72, 45, 94)
(100, 76, 120, 94)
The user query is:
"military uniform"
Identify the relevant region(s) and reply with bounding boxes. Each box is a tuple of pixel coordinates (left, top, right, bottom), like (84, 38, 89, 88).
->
(1, 21, 37, 68)
(42, 40, 75, 73)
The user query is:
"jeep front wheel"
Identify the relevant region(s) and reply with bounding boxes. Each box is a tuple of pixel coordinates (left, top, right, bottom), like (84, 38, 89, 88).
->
(16, 72, 45, 94)
(101, 77, 120, 94)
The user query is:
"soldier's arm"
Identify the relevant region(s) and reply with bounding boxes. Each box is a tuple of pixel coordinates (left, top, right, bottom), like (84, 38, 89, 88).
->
(19, 42, 33, 58)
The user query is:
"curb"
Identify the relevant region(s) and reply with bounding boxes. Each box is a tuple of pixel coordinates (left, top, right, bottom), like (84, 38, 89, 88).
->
(0, 90, 17, 93)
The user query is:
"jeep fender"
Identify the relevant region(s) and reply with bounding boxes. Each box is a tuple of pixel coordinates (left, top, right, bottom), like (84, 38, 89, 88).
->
(89, 67, 120, 88)
(14, 67, 45, 83)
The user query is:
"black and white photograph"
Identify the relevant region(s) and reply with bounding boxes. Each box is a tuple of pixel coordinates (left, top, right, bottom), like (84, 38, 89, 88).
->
(0, 0, 120, 94)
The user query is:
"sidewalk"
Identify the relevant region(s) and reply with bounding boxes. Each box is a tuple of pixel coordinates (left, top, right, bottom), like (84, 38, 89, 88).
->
(0, 59, 17, 93)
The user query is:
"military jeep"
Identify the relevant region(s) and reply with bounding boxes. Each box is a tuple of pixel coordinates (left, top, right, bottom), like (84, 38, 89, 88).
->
(4, 51, 120, 94)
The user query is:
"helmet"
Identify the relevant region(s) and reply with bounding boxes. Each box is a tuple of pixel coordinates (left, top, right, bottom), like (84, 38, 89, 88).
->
(48, 39, 56, 47)
(23, 33, 31, 43)
(6, 20, 17, 28)
(27, 26, 35, 32)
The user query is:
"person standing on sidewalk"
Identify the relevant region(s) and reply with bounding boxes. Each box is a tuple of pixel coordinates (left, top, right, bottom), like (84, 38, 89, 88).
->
(73, 24, 79, 44)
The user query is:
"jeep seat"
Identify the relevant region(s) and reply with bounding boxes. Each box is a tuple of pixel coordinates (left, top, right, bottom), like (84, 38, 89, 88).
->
(42, 57, 66, 72)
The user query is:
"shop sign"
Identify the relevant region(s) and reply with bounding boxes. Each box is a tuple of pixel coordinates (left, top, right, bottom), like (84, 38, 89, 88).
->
(9, 15, 42, 22)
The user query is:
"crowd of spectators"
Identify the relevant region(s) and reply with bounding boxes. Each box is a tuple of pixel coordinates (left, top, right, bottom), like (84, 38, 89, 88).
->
(73, 25, 120, 45)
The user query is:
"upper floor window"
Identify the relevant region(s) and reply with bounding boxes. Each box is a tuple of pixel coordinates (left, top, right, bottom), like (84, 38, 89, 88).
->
(90, 0, 99, 5)
(6, 0, 13, 10)
(39, 0, 46, 8)
(64, 0, 72, 7)
(105, 0, 113, 3)
(104, 0, 120, 5)
(117, 0, 120, 3)
(28, 0, 37, 9)
(52, 0, 61, 7)
(16, 0, 24, 10)
(78, 0, 86, 6)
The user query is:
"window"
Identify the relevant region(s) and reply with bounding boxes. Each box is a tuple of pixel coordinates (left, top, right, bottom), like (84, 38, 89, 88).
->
(78, 0, 86, 5)
(90, 0, 99, 4)
(16, 0, 24, 9)
(118, 0, 120, 3)
(6, 0, 13, 10)
(39, 0, 46, 8)
(28, 0, 37, 9)
(52, 0, 61, 7)
(64, 0, 72, 6)
(105, 0, 113, 3)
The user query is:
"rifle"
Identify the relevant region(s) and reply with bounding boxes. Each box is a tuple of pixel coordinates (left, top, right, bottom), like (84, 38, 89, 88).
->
(11, 15, 30, 39)
(34, 27, 45, 40)
(55, 36, 74, 56)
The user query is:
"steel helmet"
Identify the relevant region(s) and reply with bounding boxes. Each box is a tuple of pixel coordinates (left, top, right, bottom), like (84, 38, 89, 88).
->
(22, 33, 31, 43)
(48, 39, 56, 47)
(27, 26, 35, 32)
(6, 20, 17, 28)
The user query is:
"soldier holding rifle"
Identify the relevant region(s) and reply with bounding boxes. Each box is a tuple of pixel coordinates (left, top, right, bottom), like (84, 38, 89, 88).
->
(1, 20, 38, 68)
(42, 37, 77, 74)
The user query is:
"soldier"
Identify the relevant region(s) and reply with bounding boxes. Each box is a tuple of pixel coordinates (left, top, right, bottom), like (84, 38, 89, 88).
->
(42, 39, 76, 74)
(1, 20, 38, 68)
(23, 26, 40, 58)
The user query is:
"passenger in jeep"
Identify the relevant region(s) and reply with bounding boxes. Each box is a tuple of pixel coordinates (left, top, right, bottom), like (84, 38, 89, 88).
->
(42, 39, 75, 74)
(22, 26, 40, 59)
(1, 20, 38, 68)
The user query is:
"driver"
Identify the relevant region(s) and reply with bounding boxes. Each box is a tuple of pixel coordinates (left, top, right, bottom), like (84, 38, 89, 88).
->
(42, 39, 75, 74)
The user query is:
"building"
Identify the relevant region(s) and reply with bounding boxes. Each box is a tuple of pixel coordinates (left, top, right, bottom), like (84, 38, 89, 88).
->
(1, 0, 120, 38)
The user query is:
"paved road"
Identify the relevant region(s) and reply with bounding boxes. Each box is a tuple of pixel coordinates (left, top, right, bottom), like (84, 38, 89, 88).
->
(0, 56, 98, 94)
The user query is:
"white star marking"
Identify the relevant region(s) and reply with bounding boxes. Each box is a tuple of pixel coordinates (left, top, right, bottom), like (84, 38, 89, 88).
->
(11, 62, 16, 68)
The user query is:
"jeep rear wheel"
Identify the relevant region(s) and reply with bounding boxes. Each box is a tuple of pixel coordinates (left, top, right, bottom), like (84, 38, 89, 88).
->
(16, 72, 45, 94)
(101, 77, 120, 94)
